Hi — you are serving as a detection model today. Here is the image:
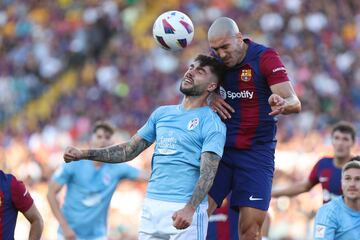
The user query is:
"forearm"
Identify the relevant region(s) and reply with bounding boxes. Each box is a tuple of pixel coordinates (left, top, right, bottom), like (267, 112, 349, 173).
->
(283, 95, 301, 114)
(47, 193, 70, 229)
(272, 183, 310, 197)
(83, 143, 133, 164)
(82, 135, 151, 164)
(187, 152, 220, 209)
(28, 219, 43, 240)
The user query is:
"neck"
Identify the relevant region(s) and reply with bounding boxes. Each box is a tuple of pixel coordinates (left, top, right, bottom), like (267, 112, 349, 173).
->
(182, 95, 208, 110)
(334, 155, 352, 168)
(344, 197, 360, 211)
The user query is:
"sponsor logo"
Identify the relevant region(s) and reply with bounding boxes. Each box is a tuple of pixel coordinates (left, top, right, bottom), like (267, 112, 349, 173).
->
(272, 67, 286, 73)
(187, 118, 199, 130)
(319, 177, 328, 182)
(219, 86, 227, 99)
(157, 134, 178, 155)
(315, 225, 326, 238)
(249, 195, 263, 201)
(209, 214, 228, 222)
(227, 90, 254, 100)
(241, 69, 252, 82)
(82, 194, 102, 207)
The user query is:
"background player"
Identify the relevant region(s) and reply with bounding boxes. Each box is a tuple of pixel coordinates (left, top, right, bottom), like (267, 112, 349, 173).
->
(313, 160, 360, 239)
(272, 121, 357, 203)
(63, 54, 226, 240)
(48, 121, 147, 240)
(206, 17, 301, 240)
(0, 170, 43, 239)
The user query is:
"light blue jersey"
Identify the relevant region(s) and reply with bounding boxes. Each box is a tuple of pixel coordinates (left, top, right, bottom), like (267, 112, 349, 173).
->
(52, 161, 140, 239)
(137, 104, 226, 203)
(314, 196, 360, 240)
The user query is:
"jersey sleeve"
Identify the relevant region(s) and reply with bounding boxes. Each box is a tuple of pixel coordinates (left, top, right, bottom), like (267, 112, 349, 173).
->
(10, 176, 34, 213)
(137, 107, 161, 143)
(313, 203, 337, 240)
(201, 115, 226, 157)
(308, 160, 321, 184)
(259, 49, 289, 86)
(52, 163, 74, 185)
(118, 164, 141, 180)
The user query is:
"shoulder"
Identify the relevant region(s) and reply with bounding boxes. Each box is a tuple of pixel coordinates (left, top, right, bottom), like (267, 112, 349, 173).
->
(316, 199, 339, 222)
(152, 105, 178, 116)
(202, 107, 226, 130)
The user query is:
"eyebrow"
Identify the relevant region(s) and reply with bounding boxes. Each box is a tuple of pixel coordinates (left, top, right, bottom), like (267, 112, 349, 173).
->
(212, 44, 229, 51)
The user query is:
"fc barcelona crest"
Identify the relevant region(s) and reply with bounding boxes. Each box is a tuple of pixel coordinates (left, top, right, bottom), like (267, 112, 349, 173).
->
(240, 69, 252, 82)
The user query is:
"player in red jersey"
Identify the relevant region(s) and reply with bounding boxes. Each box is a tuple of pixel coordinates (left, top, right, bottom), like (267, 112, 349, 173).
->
(207, 17, 301, 240)
(272, 121, 357, 203)
(0, 170, 43, 240)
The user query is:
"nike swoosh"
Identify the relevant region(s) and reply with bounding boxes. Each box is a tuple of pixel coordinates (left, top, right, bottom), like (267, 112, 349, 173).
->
(23, 188, 28, 196)
(249, 195, 263, 201)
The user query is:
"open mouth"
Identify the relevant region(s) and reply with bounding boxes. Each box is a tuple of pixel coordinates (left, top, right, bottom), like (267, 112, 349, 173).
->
(184, 76, 193, 84)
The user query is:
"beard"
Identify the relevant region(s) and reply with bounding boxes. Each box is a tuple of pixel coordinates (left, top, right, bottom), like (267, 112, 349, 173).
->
(180, 81, 205, 96)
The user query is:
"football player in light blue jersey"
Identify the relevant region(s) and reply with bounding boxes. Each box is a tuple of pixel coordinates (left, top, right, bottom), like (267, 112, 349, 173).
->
(313, 160, 360, 240)
(63, 54, 226, 240)
(48, 121, 147, 240)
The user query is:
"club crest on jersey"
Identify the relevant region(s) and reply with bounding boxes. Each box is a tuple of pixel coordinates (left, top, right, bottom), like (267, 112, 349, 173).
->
(187, 118, 199, 130)
(240, 69, 252, 82)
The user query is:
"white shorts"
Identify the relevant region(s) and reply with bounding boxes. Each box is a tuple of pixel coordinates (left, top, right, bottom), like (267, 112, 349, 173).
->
(139, 198, 208, 240)
(57, 232, 106, 240)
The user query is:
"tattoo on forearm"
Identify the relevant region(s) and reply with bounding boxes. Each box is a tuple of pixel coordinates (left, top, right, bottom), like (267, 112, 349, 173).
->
(188, 152, 220, 209)
(86, 135, 151, 163)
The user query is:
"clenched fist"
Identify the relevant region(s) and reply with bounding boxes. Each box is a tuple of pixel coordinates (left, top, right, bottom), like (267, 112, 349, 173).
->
(63, 146, 84, 163)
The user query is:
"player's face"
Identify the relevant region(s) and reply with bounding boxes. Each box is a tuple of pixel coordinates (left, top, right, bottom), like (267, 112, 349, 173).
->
(180, 61, 217, 96)
(209, 34, 243, 68)
(342, 168, 360, 200)
(91, 128, 112, 148)
(331, 131, 354, 159)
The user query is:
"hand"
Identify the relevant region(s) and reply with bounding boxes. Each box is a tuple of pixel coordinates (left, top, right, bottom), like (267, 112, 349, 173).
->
(63, 146, 83, 163)
(172, 204, 195, 230)
(268, 94, 286, 116)
(62, 224, 76, 240)
(209, 94, 234, 120)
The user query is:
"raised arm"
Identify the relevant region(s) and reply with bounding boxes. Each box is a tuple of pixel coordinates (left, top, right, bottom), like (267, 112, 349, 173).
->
(63, 134, 152, 164)
(269, 81, 301, 116)
(172, 151, 221, 229)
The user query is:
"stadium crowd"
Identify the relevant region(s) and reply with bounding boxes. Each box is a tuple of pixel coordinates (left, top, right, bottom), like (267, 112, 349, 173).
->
(1, 0, 360, 239)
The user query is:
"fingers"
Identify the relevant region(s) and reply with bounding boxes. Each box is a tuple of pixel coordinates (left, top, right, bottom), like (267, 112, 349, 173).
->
(211, 100, 235, 120)
(172, 215, 191, 230)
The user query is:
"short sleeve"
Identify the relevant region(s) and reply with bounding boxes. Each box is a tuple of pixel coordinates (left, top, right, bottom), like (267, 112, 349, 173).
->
(309, 160, 320, 184)
(10, 176, 34, 213)
(137, 108, 160, 143)
(259, 49, 289, 86)
(118, 164, 140, 180)
(313, 204, 337, 240)
(201, 115, 226, 157)
(52, 163, 74, 185)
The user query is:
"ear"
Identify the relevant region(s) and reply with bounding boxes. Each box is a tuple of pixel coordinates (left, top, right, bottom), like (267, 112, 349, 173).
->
(207, 82, 218, 93)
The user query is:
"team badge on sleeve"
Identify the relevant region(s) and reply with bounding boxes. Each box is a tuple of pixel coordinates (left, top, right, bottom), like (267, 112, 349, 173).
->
(240, 69, 252, 82)
(315, 225, 326, 238)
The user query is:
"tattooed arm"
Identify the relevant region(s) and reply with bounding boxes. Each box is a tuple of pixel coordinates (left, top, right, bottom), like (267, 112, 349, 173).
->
(172, 151, 221, 229)
(63, 134, 152, 164)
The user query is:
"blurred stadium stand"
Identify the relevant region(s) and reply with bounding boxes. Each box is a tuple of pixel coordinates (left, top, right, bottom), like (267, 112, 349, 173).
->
(1, 0, 359, 239)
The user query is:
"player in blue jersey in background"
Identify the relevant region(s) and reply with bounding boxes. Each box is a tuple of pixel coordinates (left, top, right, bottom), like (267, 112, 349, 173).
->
(48, 121, 147, 240)
(206, 17, 301, 240)
(313, 160, 360, 240)
(63, 54, 227, 240)
(272, 121, 357, 203)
